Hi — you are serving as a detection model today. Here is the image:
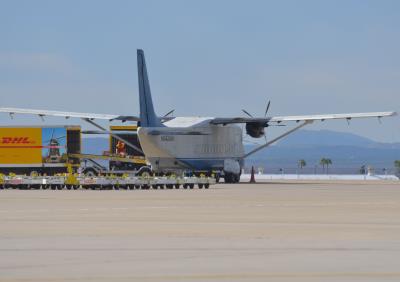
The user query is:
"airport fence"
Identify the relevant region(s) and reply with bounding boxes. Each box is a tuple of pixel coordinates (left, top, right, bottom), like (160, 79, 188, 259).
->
(242, 166, 399, 176)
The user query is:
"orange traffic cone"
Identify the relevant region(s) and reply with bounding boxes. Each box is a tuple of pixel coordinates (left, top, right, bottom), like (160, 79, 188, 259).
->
(250, 166, 256, 183)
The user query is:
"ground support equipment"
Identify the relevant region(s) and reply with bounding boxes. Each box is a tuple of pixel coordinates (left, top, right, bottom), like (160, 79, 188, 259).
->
(1, 174, 215, 190)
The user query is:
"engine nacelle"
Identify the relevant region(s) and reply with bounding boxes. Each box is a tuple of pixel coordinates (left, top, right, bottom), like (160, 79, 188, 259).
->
(245, 122, 266, 138)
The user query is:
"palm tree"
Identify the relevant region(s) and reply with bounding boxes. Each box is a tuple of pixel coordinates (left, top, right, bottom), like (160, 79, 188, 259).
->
(320, 158, 333, 174)
(325, 158, 332, 174)
(298, 159, 306, 173)
(320, 158, 327, 173)
(394, 160, 400, 174)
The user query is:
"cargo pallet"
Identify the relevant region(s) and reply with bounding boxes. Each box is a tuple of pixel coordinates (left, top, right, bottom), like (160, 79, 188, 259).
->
(0, 174, 215, 190)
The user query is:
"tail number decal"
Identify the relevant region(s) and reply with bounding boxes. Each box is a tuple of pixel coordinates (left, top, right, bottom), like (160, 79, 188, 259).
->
(161, 135, 175, 141)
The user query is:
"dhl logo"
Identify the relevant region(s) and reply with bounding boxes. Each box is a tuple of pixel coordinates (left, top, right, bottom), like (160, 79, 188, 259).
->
(0, 137, 36, 144)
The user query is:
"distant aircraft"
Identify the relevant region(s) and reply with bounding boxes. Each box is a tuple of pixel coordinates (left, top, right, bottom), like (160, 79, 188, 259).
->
(0, 50, 396, 182)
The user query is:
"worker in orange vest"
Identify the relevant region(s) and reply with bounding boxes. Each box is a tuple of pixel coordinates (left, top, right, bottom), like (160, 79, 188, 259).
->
(116, 140, 126, 157)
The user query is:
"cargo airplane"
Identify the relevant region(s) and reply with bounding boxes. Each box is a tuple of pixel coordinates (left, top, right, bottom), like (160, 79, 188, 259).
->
(0, 50, 397, 182)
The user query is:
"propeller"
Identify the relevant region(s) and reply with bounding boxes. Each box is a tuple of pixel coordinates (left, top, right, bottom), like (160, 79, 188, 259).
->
(242, 100, 271, 119)
(163, 109, 175, 117)
(241, 100, 286, 141)
(262, 102, 270, 142)
(264, 100, 271, 117)
(241, 109, 253, 118)
(160, 109, 175, 123)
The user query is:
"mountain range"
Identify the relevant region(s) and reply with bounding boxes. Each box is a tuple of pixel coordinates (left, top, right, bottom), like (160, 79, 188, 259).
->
(81, 130, 400, 174)
(246, 130, 400, 174)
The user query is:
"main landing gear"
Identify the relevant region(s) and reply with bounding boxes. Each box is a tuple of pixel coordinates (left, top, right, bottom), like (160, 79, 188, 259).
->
(224, 172, 240, 183)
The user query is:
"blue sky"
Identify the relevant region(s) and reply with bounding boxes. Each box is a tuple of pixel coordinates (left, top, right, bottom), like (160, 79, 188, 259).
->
(0, 0, 399, 142)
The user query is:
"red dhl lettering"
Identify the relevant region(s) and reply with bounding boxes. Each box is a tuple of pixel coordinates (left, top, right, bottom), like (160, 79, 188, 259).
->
(0, 137, 35, 144)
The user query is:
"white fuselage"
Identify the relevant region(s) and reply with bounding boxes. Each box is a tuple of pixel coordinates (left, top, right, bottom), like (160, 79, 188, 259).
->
(137, 117, 244, 172)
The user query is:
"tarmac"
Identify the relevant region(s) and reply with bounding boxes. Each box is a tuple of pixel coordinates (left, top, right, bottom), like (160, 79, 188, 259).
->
(1, 181, 400, 281)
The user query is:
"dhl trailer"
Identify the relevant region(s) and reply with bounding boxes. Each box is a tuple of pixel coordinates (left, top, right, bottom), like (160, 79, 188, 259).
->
(0, 125, 146, 175)
(0, 125, 81, 175)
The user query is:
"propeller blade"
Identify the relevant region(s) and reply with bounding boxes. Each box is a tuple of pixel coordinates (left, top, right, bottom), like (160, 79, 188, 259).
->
(163, 109, 175, 117)
(264, 100, 271, 117)
(242, 109, 253, 118)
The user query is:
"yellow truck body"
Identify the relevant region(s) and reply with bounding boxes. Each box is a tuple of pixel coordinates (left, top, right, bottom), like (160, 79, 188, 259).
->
(0, 127, 43, 164)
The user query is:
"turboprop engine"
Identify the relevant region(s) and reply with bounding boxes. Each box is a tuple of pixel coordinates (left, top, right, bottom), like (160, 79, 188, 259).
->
(245, 122, 266, 138)
(242, 100, 272, 138)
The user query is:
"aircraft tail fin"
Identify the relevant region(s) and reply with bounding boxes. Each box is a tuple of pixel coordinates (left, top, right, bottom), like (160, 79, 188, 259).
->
(137, 49, 163, 127)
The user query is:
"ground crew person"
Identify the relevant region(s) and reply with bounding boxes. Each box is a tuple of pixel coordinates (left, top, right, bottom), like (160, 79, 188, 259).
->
(116, 140, 126, 157)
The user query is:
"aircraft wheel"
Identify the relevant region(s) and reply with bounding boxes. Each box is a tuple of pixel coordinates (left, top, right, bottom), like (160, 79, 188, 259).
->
(233, 174, 241, 183)
(224, 173, 232, 183)
(224, 173, 240, 183)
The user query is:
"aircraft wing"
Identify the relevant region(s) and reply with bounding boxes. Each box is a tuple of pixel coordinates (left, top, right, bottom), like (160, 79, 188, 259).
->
(268, 111, 397, 123)
(210, 117, 270, 125)
(0, 107, 140, 121)
(210, 111, 397, 125)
